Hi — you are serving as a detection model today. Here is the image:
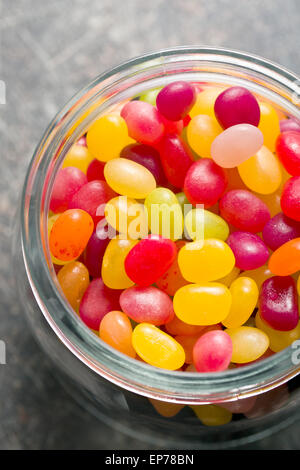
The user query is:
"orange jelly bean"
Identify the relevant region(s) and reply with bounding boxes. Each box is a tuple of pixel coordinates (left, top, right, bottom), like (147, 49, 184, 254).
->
(99, 310, 136, 358)
(57, 261, 90, 311)
(269, 238, 300, 276)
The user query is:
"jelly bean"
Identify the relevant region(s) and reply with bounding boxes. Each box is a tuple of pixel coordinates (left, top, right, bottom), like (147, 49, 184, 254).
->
(132, 323, 185, 370)
(76, 135, 87, 146)
(186, 115, 222, 158)
(156, 81, 196, 121)
(227, 231, 269, 270)
(125, 235, 177, 286)
(242, 265, 273, 290)
(211, 124, 264, 168)
(184, 208, 229, 241)
(176, 192, 192, 213)
(102, 238, 137, 289)
(99, 310, 136, 358)
(149, 398, 184, 418)
(226, 167, 248, 191)
(69, 180, 117, 225)
(193, 330, 233, 372)
(121, 101, 165, 145)
(268, 238, 300, 275)
(191, 404, 232, 426)
(214, 86, 260, 129)
(144, 187, 183, 240)
(57, 261, 90, 311)
(159, 134, 193, 188)
(156, 241, 189, 296)
(120, 143, 167, 186)
(255, 311, 300, 352)
(50, 167, 87, 213)
(160, 115, 184, 135)
(222, 277, 259, 328)
(258, 101, 280, 152)
(178, 239, 235, 283)
(104, 158, 156, 199)
(48, 214, 72, 266)
(238, 146, 282, 194)
(175, 334, 199, 364)
(280, 117, 300, 134)
(219, 189, 270, 232)
(225, 326, 269, 363)
(234, 348, 274, 368)
(262, 212, 300, 251)
(258, 189, 282, 218)
(165, 315, 206, 337)
(49, 209, 94, 261)
(62, 143, 93, 173)
(86, 159, 105, 181)
(139, 87, 162, 106)
(281, 176, 300, 221)
(86, 114, 132, 161)
(189, 87, 225, 119)
(184, 159, 228, 207)
(259, 276, 298, 331)
(79, 278, 121, 330)
(120, 285, 174, 325)
(276, 131, 300, 175)
(83, 227, 109, 278)
(173, 283, 232, 325)
(104, 196, 148, 238)
(217, 266, 240, 287)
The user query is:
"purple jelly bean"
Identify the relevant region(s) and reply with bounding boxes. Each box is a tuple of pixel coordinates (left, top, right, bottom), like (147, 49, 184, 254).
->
(120, 143, 167, 186)
(262, 212, 300, 251)
(156, 81, 196, 121)
(227, 231, 269, 270)
(83, 226, 109, 278)
(280, 118, 300, 134)
(214, 86, 260, 129)
(259, 276, 299, 331)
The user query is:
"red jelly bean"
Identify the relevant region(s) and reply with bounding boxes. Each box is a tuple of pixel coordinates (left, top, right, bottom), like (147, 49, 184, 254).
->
(214, 86, 260, 129)
(121, 101, 165, 145)
(161, 115, 184, 134)
(124, 235, 177, 287)
(259, 276, 299, 331)
(276, 131, 300, 175)
(156, 81, 196, 121)
(83, 226, 110, 278)
(280, 118, 300, 134)
(193, 330, 233, 372)
(79, 278, 121, 330)
(120, 286, 174, 326)
(86, 159, 105, 182)
(220, 189, 270, 232)
(50, 167, 87, 213)
(184, 159, 228, 207)
(281, 176, 300, 221)
(159, 134, 193, 188)
(262, 212, 300, 251)
(227, 231, 269, 270)
(120, 143, 167, 186)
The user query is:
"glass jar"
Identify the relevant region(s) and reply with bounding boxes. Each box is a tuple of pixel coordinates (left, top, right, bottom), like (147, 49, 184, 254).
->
(13, 47, 300, 448)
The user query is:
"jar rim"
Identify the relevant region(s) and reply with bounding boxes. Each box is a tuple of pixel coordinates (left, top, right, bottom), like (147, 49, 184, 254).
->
(21, 46, 300, 403)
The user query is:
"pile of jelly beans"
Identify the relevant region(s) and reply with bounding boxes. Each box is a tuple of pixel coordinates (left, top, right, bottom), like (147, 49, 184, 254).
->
(48, 79, 300, 423)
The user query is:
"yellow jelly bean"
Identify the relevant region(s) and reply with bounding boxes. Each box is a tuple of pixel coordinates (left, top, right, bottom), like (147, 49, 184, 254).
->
(191, 405, 232, 426)
(178, 239, 235, 283)
(104, 158, 156, 199)
(238, 146, 282, 194)
(258, 101, 280, 152)
(184, 208, 229, 241)
(48, 215, 73, 266)
(217, 266, 240, 287)
(173, 283, 232, 325)
(186, 114, 222, 158)
(189, 87, 225, 119)
(225, 326, 269, 363)
(57, 261, 90, 312)
(222, 277, 259, 328)
(86, 114, 132, 162)
(62, 144, 93, 173)
(255, 311, 300, 352)
(104, 196, 148, 239)
(102, 238, 138, 289)
(132, 323, 185, 370)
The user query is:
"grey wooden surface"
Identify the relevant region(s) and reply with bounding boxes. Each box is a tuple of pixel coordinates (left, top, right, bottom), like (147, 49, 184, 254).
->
(1, 0, 300, 449)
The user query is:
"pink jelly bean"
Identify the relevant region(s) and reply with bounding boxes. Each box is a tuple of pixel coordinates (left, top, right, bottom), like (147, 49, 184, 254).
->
(77, 135, 87, 146)
(220, 189, 270, 233)
(120, 143, 167, 186)
(83, 226, 110, 278)
(121, 101, 165, 145)
(211, 124, 264, 168)
(262, 212, 300, 251)
(193, 330, 233, 372)
(86, 159, 105, 181)
(79, 278, 121, 330)
(69, 180, 117, 224)
(280, 118, 300, 134)
(276, 131, 300, 176)
(184, 158, 228, 207)
(50, 167, 87, 213)
(159, 134, 193, 188)
(227, 231, 269, 270)
(156, 81, 196, 121)
(281, 176, 300, 221)
(214, 86, 260, 129)
(120, 286, 174, 326)
(124, 235, 177, 287)
(259, 276, 299, 331)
